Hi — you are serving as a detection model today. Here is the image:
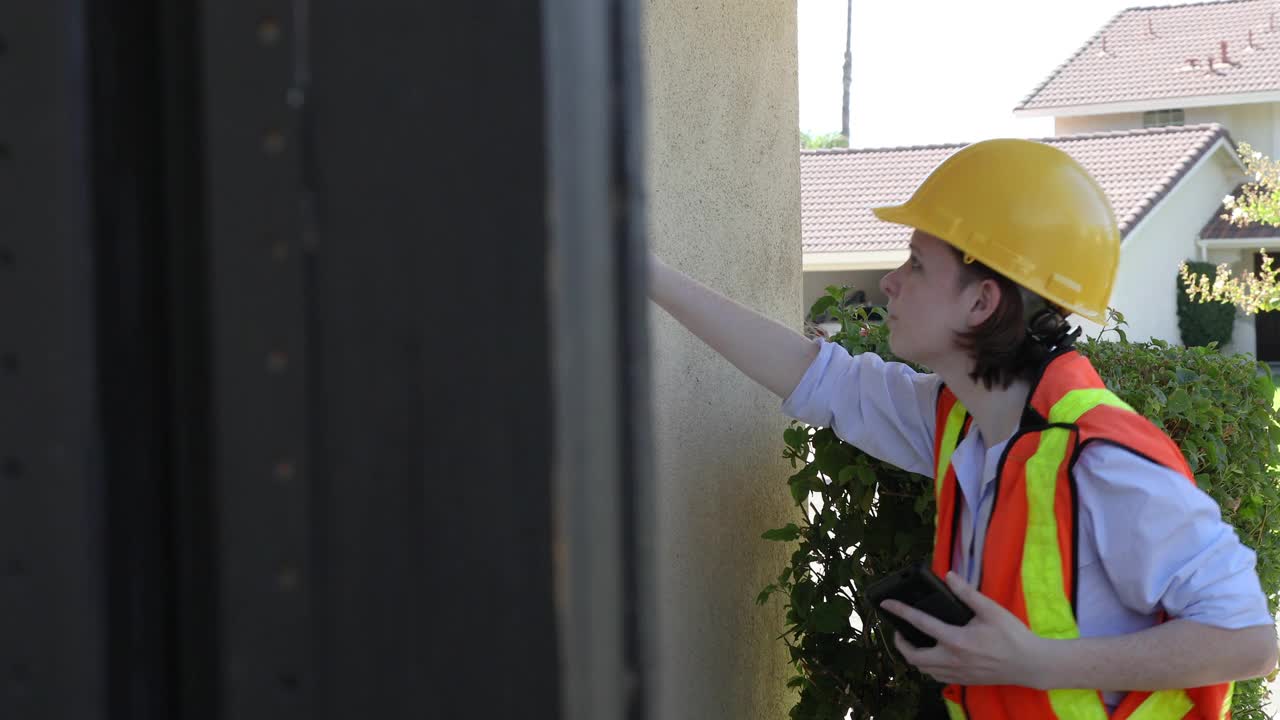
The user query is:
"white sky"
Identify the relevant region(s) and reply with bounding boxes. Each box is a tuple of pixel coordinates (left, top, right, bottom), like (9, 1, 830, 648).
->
(798, 0, 1212, 148)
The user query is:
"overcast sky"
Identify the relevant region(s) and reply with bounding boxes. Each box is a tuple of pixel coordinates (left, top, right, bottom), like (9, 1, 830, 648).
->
(797, 0, 1212, 148)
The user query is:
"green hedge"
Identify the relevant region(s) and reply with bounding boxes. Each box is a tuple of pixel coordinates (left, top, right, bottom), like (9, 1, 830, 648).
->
(1178, 260, 1236, 348)
(758, 290, 1280, 720)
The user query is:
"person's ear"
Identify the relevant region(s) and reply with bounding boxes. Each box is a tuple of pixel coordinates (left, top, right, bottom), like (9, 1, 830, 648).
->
(967, 278, 1001, 327)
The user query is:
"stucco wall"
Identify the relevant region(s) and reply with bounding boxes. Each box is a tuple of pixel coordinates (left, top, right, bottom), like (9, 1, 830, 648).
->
(1073, 146, 1243, 344)
(643, 1, 800, 717)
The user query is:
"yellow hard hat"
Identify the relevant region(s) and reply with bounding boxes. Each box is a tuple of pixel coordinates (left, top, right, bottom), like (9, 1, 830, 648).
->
(872, 138, 1119, 322)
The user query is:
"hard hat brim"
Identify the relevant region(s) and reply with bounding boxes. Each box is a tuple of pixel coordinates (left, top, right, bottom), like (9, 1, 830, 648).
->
(871, 203, 914, 228)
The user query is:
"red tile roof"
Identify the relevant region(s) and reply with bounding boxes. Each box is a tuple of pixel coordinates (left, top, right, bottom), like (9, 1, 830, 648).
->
(1200, 184, 1280, 238)
(801, 124, 1231, 255)
(1017, 0, 1280, 113)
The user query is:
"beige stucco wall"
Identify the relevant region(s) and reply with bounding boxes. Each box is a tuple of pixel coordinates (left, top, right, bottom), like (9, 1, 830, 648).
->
(643, 1, 800, 717)
(1073, 145, 1244, 345)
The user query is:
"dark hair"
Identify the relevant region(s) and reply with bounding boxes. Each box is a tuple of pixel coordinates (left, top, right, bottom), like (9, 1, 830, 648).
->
(947, 247, 1076, 390)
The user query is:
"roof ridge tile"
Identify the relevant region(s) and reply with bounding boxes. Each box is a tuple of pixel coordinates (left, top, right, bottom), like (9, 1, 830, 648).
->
(801, 141, 969, 156)
(823, 123, 1225, 155)
(1127, 0, 1262, 12)
(1014, 6, 1130, 111)
(1017, 0, 1276, 111)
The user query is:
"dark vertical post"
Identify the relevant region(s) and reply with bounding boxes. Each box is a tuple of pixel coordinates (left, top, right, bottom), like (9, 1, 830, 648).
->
(543, 0, 653, 719)
(200, 2, 315, 718)
(300, 1, 560, 716)
(86, 0, 178, 716)
(0, 3, 108, 718)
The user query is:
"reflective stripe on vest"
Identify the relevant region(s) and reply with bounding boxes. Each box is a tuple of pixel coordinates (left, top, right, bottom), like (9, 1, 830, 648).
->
(934, 399, 968, 555)
(1028, 390, 1131, 640)
(935, 400, 968, 503)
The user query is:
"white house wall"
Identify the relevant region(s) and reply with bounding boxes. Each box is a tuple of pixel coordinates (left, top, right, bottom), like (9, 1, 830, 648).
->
(1185, 102, 1280, 157)
(1055, 103, 1280, 159)
(1055, 113, 1145, 135)
(1075, 148, 1243, 345)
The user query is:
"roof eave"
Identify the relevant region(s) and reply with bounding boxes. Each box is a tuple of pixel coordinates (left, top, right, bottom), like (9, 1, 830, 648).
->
(1122, 134, 1240, 242)
(1014, 90, 1280, 118)
(801, 249, 908, 272)
(1197, 235, 1280, 246)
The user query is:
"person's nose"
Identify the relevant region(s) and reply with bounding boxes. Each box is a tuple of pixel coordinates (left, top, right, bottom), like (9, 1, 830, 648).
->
(880, 267, 899, 299)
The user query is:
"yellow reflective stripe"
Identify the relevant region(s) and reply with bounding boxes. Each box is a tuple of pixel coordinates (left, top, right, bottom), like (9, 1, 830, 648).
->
(1022, 389, 1137, 720)
(1048, 388, 1133, 424)
(1045, 688, 1109, 720)
(1127, 689, 1194, 720)
(1220, 681, 1235, 719)
(934, 401, 968, 544)
(1023, 387, 1135, 642)
(935, 401, 968, 495)
(944, 698, 968, 720)
(1022, 424, 1079, 640)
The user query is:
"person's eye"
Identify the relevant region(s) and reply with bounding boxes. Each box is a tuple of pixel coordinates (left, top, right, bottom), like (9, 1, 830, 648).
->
(909, 257, 922, 270)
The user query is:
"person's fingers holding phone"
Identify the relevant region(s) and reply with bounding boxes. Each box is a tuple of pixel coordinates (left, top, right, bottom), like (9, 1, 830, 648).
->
(882, 572, 1053, 688)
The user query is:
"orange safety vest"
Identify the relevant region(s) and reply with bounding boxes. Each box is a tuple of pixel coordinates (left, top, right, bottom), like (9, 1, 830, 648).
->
(930, 349, 1234, 720)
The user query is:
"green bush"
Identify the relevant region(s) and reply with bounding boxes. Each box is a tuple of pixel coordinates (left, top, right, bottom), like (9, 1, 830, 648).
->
(1178, 260, 1236, 347)
(758, 289, 1280, 720)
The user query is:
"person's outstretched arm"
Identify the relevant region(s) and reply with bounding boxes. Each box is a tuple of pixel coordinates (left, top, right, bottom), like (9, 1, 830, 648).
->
(648, 253, 819, 399)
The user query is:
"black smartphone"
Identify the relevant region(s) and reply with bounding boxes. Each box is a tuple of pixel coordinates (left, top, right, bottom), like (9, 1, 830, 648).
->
(865, 563, 974, 649)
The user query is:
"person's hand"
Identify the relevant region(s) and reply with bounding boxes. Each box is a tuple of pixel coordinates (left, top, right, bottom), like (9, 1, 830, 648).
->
(879, 571, 1052, 689)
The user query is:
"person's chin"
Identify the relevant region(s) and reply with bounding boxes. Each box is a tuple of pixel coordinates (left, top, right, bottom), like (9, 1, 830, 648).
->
(888, 335, 920, 363)
(886, 333, 905, 358)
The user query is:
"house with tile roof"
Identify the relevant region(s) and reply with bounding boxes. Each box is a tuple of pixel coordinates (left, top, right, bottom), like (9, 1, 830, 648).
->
(804, 0, 1279, 359)
(1016, 0, 1280, 358)
(1015, 0, 1279, 155)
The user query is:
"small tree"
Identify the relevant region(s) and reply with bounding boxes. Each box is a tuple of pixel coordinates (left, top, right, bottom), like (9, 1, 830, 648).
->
(1177, 261, 1235, 347)
(840, 0, 852, 143)
(1179, 142, 1280, 314)
(801, 130, 849, 149)
(1224, 142, 1280, 227)
(1179, 252, 1280, 316)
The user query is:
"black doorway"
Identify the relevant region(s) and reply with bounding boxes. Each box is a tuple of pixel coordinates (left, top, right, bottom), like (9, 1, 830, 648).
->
(1254, 252, 1280, 362)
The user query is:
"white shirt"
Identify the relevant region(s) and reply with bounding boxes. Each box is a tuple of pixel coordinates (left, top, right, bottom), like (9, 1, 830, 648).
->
(782, 342, 1272, 705)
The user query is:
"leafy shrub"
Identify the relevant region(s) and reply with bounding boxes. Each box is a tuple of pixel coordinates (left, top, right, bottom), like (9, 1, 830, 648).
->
(758, 290, 1280, 720)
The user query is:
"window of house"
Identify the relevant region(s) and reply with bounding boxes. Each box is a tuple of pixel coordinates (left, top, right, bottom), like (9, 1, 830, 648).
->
(1143, 109, 1185, 128)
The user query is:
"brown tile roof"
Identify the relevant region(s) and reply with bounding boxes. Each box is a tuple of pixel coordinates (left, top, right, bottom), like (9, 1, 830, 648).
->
(802, 124, 1231, 255)
(1200, 184, 1280, 238)
(1017, 0, 1280, 113)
